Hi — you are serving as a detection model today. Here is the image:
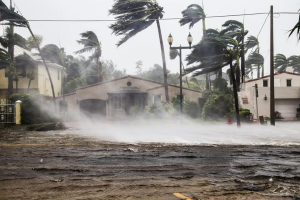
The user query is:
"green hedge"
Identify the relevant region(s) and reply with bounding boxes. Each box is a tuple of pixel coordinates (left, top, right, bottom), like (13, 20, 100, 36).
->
(9, 93, 57, 124)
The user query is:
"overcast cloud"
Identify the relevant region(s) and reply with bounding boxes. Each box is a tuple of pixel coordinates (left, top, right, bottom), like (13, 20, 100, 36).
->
(2, 0, 300, 76)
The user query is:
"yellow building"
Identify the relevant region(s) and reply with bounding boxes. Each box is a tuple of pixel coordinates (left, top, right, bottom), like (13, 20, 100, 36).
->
(0, 45, 63, 99)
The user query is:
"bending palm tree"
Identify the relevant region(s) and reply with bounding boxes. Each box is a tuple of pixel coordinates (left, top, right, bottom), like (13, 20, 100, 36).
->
(288, 55, 300, 73)
(274, 54, 290, 72)
(109, 0, 169, 102)
(180, 4, 210, 89)
(246, 52, 264, 78)
(220, 20, 248, 89)
(289, 11, 300, 40)
(75, 31, 101, 83)
(185, 36, 242, 127)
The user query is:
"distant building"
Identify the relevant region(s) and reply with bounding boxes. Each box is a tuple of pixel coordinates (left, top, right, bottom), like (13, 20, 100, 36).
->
(0, 45, 63, 99)
(239, 72, 300, 119)
(57, 75, 202, 119)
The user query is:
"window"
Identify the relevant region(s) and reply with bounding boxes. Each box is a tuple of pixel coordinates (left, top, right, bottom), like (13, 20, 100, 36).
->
(286, 79, 292, 87)
(113, 96, 122, 110)
(176, 94, 185, 100)
(153, 95, 162, 105)
(263, 80, 268, 87)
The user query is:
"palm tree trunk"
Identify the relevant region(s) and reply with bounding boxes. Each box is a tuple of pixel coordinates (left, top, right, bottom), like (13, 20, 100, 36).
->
(27, 79, 32, 93)
(241, 39, 245, 83)
(96, 56, 101, 83)
(261, 63, 264, 77)
(257, 65, 260, 78)
(156, 19, 169, 103)
(7, 18, 14, 97)
(202, 18, 210, 90)
(27, 24, 56, 108)
(205, 73, 209, 90)
(230, 60, 241, 127)
(236, 55, 241, 92)
(15, 79, 18, 93)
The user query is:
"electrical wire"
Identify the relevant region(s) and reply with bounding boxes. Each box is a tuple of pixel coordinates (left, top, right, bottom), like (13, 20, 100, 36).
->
(0, 12, 298, 23)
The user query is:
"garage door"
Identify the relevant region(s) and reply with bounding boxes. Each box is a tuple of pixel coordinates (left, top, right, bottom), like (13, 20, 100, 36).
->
(275, 99, 300, 118)
(80, 99, 106, 118)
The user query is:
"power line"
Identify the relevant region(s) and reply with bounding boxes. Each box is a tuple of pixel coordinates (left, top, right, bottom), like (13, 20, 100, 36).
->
(1, 11, 298, 23)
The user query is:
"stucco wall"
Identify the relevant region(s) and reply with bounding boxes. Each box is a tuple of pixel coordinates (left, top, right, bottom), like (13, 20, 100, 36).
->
(38, 64, 62, 97)
(57, 76, 202, 120)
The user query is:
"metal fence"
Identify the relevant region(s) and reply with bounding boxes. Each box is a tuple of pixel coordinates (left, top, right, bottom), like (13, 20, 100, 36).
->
(0, 99, 15, 124)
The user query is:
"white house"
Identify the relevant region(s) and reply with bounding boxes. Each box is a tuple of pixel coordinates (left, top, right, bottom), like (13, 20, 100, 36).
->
(239, 72, 300, 119)
(0, 45, 63, 99)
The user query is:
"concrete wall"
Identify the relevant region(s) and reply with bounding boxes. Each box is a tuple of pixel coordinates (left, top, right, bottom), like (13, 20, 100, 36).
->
(239, 73, 300, 119)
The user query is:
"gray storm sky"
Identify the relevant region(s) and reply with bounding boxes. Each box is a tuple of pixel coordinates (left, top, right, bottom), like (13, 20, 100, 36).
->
(2, 0, 300, 76)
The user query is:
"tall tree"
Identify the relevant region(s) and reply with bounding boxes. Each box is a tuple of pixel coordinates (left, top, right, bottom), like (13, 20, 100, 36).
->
(288, 55, 300, 73)
(0, 1, 27, 97)
(109, 0, 169, 103)
(274, 54, 290, 72)
(246, 52, 264, 78)
(185, 36, 242, 127)
(75, 31, 102, 83)
(219, 20, 248, 90)
(179, 4, 211, 89)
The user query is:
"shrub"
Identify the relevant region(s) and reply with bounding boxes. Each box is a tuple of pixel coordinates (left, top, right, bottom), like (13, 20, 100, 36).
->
(184, 100, 200, 118)
(275, 111, 284, 119)
(9, 93, 57, 124)
(202, 93, 233, 121)
(230, 108, 253, 123)
(64, 77, 87, 94)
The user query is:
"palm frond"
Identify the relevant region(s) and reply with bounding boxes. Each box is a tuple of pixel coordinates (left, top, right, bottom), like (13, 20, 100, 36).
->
(179, 4, 204, 28)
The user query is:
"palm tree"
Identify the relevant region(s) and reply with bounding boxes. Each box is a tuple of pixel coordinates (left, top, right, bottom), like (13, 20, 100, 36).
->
(219, 20, 248, 89)
(75, 31, 101, 83)
(274, 54, 290, 72)
(179, 4, 210, 89)
(27, 70, 35, 92)
(288, 55, 300, 73)
(109, 0, 169, 103)
(246, 52, 264, 78)
(289, 12, 300, 40)
(245, 35, 260, 78)
(185, 36, 242, 127)
(0, 1, 27, 97)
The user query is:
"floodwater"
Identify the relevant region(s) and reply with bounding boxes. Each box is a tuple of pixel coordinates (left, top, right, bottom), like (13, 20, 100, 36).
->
(0, 121, 300, 200)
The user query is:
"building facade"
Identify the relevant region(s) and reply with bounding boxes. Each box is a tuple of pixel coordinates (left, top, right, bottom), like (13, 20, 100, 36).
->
(239, 72, 300, 119)
(57, 75, 202, 119)
(0, 45, 63, 99)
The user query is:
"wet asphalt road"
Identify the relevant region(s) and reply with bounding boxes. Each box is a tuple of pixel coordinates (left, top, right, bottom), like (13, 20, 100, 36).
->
(0, 128, 300, 200)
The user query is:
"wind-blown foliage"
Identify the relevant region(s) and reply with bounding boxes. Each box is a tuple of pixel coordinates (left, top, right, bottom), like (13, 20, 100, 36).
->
(109, 0, 169, 102)
(109, 0, 163, 47)
(206, 28, 219, 38)
(274, 54, 290, 72)
(246, 52, 264, 77)
(288, 55, 300, 73)
(0, 1, 27, 27)
(0, 49, 11, 70)
(185, 36, 241, 126)
(75, 31, 102, 82)
(289, 12, 300, 40)
(41, 44, 65, 66)
(179, 4, 205, 29)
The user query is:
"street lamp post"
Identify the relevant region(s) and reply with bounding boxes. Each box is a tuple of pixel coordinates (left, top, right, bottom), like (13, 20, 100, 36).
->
(168, 33, 193, 114)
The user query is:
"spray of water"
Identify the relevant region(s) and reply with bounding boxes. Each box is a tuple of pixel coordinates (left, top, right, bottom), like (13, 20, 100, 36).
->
(63, 119, 300, 146)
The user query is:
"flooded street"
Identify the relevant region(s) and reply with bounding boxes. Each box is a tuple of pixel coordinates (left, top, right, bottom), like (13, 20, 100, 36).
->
(0, 125, 300, 200)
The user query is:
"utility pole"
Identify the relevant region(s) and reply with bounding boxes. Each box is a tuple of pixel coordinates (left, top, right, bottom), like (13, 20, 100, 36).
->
(270, 5, 275, 126)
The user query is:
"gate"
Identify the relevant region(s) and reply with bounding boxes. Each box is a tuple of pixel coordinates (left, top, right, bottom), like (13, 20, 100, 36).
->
(0, 99, 15, 124)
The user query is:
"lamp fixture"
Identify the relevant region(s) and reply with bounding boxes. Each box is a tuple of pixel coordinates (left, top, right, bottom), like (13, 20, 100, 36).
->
(167, 33, 173, 47)
(264, 94, 267, 101)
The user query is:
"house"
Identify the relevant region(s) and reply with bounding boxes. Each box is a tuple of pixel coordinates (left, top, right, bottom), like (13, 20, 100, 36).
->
(239, 72, 300, 119)
(56, 75, 202, 119)
(0, 45, 63, 99)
